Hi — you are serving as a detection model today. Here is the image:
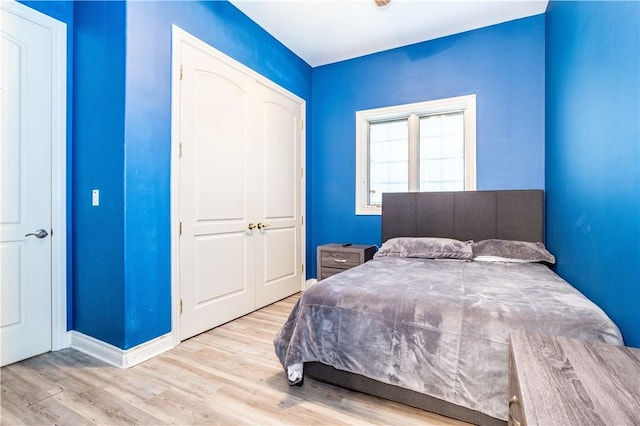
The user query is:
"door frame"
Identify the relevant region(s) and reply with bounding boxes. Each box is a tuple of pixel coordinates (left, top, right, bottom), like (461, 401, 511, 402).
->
(2, 1, 68, 351)
(170, 25, 306, 345)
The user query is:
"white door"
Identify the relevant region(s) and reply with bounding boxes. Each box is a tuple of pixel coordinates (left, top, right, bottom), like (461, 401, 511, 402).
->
(1, 6, 54, 366)
(175, 30, 304, 340)
(254, 83, 303, 309)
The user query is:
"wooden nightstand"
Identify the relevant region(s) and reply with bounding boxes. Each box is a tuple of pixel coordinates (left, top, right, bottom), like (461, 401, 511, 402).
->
(316, 243, 376, 281)
(508, 330, 640, 426)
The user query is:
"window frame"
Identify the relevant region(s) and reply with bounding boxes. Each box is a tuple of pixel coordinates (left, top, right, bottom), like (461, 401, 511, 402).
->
(355, 94, 477, 215)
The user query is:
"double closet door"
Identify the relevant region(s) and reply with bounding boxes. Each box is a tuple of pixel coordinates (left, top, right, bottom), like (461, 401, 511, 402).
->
(177, 32, 304, 340)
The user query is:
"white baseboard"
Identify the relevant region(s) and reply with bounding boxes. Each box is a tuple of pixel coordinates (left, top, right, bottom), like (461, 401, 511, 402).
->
(304, 278, 317, 291)
(68, 331, 175, 369)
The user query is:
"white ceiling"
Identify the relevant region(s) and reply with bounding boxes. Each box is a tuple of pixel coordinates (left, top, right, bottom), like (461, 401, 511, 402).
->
(229, 0, 549, 67)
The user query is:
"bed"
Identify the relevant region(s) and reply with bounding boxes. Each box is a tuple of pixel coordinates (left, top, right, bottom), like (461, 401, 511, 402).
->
(274, 190, 623, 425)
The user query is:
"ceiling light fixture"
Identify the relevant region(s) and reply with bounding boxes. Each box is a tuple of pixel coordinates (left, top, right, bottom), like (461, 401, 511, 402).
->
(374, 0, 391, 8)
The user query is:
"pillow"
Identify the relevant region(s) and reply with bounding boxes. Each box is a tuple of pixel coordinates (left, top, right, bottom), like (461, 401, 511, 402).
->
(374, 237, 473, 260)
(472, 239, 556, 264)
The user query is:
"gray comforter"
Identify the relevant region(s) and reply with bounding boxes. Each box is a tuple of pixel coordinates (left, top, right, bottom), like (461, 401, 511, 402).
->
(274, 257, 623, 421)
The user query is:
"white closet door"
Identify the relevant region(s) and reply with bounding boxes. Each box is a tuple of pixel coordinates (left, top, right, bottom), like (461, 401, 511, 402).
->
(254, 83, 303, 309)
(176, 29, 304, 341)
(178, 40, 258, 340)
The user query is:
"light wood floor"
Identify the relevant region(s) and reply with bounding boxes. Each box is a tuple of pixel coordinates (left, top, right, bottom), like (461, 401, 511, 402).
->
(1, 294, 468, 425)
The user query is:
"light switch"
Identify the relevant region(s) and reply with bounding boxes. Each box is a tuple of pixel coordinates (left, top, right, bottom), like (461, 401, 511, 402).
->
(92, 189, 100, 206)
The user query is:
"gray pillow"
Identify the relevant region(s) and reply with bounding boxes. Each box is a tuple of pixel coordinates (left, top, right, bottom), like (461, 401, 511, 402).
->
(472, 239, 556, 264)
(374, 237, 473, 260)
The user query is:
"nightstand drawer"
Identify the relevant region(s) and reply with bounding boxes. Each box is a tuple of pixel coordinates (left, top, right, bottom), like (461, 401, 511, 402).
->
(319, 267, 344, 281)
(321, 251, 361, 269)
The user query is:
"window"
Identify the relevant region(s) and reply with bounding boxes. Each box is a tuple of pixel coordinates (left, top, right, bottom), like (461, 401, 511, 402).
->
(355, 95, 476, 215)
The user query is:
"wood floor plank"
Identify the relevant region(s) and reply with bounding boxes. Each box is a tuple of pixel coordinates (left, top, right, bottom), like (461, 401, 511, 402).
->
(0, 389, 55, 425)
(1, 293, 470, 425)
(0, 364, 63, 406)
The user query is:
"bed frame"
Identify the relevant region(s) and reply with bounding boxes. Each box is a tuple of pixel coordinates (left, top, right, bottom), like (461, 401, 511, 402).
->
(305, 190, 545, 426)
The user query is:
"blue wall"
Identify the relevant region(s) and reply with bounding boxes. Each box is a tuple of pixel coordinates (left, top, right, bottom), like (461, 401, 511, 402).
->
(309, 15, 545, 277)
(73, 1, 127, 346)
(545, 1, 640, 347)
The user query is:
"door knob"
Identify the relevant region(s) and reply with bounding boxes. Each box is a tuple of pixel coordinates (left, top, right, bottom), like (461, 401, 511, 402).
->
(248, 223, 257, 230)
(25, 229, 48, 239)
(257, 222, 270, 230)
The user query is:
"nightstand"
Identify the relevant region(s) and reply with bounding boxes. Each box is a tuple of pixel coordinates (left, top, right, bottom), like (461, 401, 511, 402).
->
(508, 330, 640, 426)
(316, 243, 376, 281)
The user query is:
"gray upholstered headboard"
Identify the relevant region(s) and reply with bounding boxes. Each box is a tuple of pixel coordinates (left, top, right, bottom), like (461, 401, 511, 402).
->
(381, 190, 544, 243)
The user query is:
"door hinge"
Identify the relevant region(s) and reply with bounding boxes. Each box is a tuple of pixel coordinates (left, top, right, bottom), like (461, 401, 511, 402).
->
(179, 142, 183, 158)
(180, 299, 183, 314)
(299, 168, 304, 178)
(180, 65, 183, 80)
(301, 216, 304, 226)
(301, 264, 304, 273)
(300, 120, 304, 130)
(179, 222, 182, 236)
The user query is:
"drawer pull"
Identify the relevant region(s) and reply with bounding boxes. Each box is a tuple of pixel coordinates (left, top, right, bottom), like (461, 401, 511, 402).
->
(508, 395, 521, 426)
(333, 258, 347, 263)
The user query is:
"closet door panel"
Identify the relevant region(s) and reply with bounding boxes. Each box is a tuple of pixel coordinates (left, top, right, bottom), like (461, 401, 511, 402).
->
(262, 101, 296, 219)
(262, 227, 296, 283)
(194, 73, 246, 221)
(194, 235, 246, 302)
